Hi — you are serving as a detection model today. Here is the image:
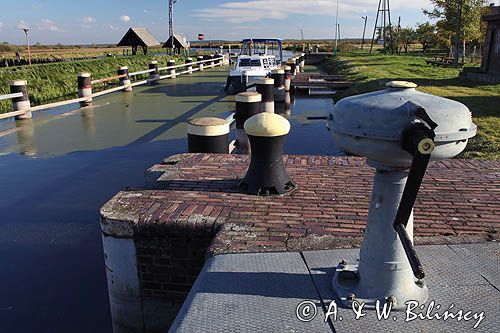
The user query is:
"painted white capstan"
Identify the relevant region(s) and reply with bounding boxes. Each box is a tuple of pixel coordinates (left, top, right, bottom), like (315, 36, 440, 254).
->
(329, 81, 477, 168)
(328, 81, 477, 309)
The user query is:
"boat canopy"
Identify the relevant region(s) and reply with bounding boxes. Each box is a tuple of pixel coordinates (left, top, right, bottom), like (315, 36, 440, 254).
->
(241, 39, 283, 64)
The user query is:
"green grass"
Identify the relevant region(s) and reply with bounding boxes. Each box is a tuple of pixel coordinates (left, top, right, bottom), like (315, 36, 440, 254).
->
(321, 52, 500, 160)
(0, 54, 185, 114)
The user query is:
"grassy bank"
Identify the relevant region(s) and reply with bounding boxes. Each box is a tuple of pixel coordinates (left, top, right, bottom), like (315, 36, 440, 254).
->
(321, 52, 500, 160)
(0, 54, 185, 114)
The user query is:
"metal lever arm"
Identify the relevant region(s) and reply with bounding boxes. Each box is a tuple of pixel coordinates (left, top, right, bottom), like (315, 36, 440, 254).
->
(393, 112, 437, 280)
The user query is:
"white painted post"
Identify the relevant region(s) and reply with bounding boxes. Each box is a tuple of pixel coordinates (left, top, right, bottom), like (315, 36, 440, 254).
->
(149, 61, 159, 84)
(118, 66, 132, 92)
(10, 80, 32, 120)
(185, 57, 193, 74)
(77, 72, 92, 106)
(197, 56, 204, 71)
(167, 60, 176, 78)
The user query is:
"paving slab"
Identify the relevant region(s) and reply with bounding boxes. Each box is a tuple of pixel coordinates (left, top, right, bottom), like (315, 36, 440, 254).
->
(170, 252, 332, 332)
(303, 242, 499, 332)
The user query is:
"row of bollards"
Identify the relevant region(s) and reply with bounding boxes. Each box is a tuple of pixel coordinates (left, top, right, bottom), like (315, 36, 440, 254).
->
(186, 52, 304, 155)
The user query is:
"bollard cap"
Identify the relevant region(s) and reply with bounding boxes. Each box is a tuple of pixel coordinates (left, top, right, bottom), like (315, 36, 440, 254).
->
(386, 81, 417, 89)
(150, 60, 158, 64)
(78, 72, 91, 77)
(272, 69, 285, 74)
(186, 57, 193, 61)
(258, 78, 274, 85)
(284, 66, 292, 71)
(187, 117, 230, 136)
(167, 59, 176, 63)
(10, 80, 27, 86)
(244, 113, 290, 137)
(119, 66, 128, 70)
(236, 91, 262, 103)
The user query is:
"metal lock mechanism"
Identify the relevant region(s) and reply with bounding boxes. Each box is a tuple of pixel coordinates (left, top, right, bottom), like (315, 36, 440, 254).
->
(328, 81, 476, 309)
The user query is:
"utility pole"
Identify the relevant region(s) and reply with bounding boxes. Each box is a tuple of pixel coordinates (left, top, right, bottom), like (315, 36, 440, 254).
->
(361, 16, 368, 50)
(300, 28, 305, 52)
(454, 0, 463, 67)
(169, 0, 178, 50)
(21, 28, 31, 66)
(334, 0, 339, 55)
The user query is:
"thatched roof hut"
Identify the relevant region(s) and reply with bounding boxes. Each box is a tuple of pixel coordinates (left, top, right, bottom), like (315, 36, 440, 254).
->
(117, 28, 160, 55)
(162, 34, 189, 52)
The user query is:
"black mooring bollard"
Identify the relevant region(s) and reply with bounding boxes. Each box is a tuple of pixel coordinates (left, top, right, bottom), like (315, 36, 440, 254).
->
(235, 92, 262, 154)
(239, 112, 295, 195)
(271, 69, 285, 103)
(187, 117, 230, 153)
(284, 66, 292, 92)
(256, 78, 275, 113)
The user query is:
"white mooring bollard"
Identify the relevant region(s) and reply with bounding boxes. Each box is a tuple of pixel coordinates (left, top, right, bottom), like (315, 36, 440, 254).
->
(77, 72, 92, 107)
(10, 80, 32, 119)
(167, 60, 176, 78)
(149, 61, 159, 84)
(118, 66, 132, 92)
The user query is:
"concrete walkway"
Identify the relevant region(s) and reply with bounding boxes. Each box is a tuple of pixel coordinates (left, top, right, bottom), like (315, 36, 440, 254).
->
(171, 242, 499, 332)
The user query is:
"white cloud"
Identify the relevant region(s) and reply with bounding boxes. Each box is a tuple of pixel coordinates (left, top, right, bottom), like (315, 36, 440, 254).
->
(144, 10, 149, 13)
(120, 15, 131, 22)
(82, 16, 96, 24)
(0, 22, 3, 32)
(106, 24, 120, 31)
(37, 19, 63, 32)
(16, 20, 29, 30)
(194, 0, 432, 23)
(80, 16, 96, 29)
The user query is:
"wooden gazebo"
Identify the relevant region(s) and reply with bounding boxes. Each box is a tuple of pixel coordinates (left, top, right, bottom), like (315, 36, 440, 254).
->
(117, 28, 160, 55)
(162, 35, 189, 54)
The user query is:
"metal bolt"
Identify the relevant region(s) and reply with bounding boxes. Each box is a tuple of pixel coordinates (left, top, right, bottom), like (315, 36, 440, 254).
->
(340, 259, 348, 266)
(347, 293, 356, 301)
(387, 295, 397, 305)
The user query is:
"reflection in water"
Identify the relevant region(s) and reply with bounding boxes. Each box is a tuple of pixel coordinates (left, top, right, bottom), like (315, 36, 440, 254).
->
(15, 119, 37, 157)
(0, 65, 342, 331)
(275, 92, 293, 118)
(81, 107, 96, 138)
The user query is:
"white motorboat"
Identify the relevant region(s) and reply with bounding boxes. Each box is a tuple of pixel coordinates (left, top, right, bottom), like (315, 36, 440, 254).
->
(225, 38, 283, 93)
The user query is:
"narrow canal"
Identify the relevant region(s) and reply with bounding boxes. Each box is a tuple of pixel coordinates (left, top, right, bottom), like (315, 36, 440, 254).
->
(0, 65, 341, 332)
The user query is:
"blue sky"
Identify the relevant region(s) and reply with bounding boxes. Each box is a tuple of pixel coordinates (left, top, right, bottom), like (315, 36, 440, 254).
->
(0, 0, 496, 44)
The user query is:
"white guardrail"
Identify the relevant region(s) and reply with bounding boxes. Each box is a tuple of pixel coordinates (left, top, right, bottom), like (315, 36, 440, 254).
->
(0, 56, 225, 121)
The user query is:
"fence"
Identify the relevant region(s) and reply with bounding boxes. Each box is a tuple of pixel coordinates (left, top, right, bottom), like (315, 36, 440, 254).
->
(0, 55, 226, 121)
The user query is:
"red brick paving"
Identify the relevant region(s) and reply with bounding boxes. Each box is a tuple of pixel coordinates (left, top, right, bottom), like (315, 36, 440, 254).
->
(101, 153, 499, 255)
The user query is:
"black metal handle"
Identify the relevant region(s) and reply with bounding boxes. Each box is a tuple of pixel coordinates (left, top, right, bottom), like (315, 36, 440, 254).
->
(393, 106, 437, 280)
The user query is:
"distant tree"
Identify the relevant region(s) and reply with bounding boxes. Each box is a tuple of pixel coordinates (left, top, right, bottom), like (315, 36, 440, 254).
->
(415, 22, 438, 52)
(424, 0, 486, 47)
(2, 41, 9, 45)
(399, 27, 416, 53)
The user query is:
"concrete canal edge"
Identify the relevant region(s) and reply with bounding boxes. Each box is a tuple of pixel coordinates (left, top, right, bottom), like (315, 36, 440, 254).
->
(99, 153, 500, 332)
